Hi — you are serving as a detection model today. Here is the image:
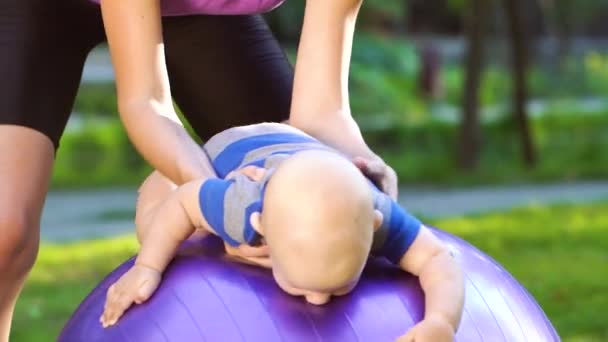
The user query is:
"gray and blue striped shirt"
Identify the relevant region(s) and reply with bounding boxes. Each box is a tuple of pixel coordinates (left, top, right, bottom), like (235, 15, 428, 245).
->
(199, 123, 421, 264)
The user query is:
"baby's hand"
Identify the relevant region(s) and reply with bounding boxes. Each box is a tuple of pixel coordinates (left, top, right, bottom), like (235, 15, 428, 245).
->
(100, 264, 161, 328)
(396, 316, 455, 342)
(225, 243, 272, 269)
(226, 165, 267, 182)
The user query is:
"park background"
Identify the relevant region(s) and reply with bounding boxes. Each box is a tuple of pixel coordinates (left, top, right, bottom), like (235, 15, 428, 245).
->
(12, 0, 608, 341)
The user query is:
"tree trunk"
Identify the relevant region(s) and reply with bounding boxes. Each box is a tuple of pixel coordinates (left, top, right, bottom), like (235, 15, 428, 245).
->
(504, 0, 537, 166)
(418, 42, 442, 100)
(458, 0, 488, 169)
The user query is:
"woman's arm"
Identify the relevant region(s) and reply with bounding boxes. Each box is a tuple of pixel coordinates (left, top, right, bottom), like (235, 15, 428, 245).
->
(289, 0, 398, 198)
(289, 0, 370, 157)
(100, 0, 215, 185)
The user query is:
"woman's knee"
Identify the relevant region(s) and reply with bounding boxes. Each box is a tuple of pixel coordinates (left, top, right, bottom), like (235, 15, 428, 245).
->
(0, 209, 40, 276)
(0, 126, 55, 277)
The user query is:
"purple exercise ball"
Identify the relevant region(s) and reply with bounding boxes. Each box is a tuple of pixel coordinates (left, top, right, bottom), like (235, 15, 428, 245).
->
(58, 229, 559, 341)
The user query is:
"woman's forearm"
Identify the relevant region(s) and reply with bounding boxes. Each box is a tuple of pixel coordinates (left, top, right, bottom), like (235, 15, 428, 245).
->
(290, 0, 362, 126)
(289, 0, 378, 159)
(101, 0, 215, 185)
(303, 113, 376, 159)
(120, 100, 216, 185)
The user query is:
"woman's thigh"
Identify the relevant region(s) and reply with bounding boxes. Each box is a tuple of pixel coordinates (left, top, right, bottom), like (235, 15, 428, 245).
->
(0, 0, 105, 148)
(163, 14, 294, 141)
(0, 127, 55, 250)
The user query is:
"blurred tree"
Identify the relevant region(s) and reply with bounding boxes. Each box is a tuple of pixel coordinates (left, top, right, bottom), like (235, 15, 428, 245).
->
(537, 0, 608, 65)
(538, 0, 573, 63)
(458, 0, 489, 169)
(504, 0, 537, 166)
(358, 0, 406, 33)
(407, 0, 462, 35)
(418, 42, 442, 100)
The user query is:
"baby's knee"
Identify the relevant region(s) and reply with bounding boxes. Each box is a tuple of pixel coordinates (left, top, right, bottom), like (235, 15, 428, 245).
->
(0, 210, 39, 276)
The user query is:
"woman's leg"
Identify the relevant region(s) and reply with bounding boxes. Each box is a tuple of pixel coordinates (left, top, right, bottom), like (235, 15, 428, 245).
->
(0, 128, 55, 342)
(0, 0, 104, 339)
(162, 14, 294, 140)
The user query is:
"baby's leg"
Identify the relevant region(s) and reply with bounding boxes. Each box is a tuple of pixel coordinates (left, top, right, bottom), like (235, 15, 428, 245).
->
(135, 171, 178, 243)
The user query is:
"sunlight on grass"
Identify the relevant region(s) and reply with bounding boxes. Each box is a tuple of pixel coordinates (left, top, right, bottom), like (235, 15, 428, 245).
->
(11, 236, 138, 341)
(428, 202, 608, 342)
(11, 202, 608, 341)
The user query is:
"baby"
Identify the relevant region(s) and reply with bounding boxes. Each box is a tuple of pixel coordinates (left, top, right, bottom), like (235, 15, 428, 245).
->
(100, 123, 465, 341)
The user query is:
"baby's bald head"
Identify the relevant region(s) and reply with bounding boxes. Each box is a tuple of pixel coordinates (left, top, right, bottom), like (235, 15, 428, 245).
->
(252, 150, 382, 304)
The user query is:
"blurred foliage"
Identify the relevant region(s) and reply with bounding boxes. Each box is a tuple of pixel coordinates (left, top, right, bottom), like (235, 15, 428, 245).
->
(263, 0, 304, 42)
(348, 37, 608, 113)
(54, 119, 151, 188)
(547, 0, 608, 33)
(73, 83, 117, 118)
(349, 34, 422, 119)
(584, 52, 608, 91)
(62, 36, 608, 189)
(446, 0, 466, 11)
(265, 0, 409, 41)
(266, 0, 608, 39)
(11, 201, 608, 341)
(53, 105, 608, 189)
(357, 0, 407, 29)
(367, 111, 608, 186)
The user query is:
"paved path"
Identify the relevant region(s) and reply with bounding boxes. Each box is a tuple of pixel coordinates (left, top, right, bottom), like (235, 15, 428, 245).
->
(398, 181, 608, 218)
(40, 181, 608, 242)
(41, 188, 137, 242)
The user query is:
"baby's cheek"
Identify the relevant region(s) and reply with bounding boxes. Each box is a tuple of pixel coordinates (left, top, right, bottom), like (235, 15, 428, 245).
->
(335, 280, 359, 296)
(273, 274, 299, 296)
(280, 284, 302, 296)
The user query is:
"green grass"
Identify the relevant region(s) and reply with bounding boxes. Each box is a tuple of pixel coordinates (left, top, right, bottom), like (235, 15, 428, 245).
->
(427, 202, 608, 342)
(11, 237, 139, 342)
(11, 201, 608, 341)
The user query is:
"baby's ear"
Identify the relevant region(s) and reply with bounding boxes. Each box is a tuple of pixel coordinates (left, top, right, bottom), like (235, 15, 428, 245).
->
(250, 212, 264, 234)
(373, 210, 384, 231)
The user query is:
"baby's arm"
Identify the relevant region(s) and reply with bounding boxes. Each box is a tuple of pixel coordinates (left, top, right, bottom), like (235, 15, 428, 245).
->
(134, 170, 178, 242)
(397, 227, 464, 342)
(101, 178, 210, 327)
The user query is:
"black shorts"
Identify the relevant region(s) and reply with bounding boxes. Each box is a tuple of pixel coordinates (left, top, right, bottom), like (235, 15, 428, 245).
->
(0, 0, 293, 148)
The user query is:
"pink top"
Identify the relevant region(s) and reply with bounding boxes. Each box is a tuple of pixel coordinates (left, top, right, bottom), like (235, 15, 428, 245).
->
(91, 0, 285, 16)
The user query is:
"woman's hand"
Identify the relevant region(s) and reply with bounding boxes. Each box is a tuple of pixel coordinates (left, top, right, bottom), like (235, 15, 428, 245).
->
(353, 156, 398, 200)
(287, 0, 399, 197)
